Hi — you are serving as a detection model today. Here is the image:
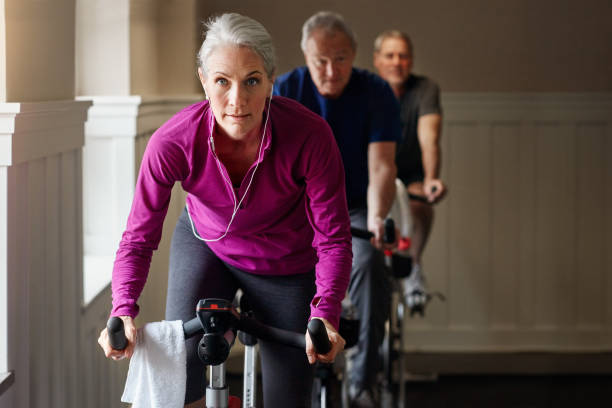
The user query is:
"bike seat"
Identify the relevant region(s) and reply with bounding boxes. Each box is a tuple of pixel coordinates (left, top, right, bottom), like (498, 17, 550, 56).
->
(391, 253, 413, 279)
(339, 316, 360, 349)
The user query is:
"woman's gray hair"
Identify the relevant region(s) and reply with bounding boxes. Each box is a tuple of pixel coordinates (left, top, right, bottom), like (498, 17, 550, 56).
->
(198, 13, 276, 79)
(300, 11, 357, 52)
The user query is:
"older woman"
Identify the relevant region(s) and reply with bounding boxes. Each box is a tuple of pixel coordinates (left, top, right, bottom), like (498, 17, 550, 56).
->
(97, 13, 351, 407)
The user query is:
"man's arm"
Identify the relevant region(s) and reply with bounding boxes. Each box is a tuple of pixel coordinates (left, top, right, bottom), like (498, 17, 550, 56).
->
(417, 113, 446, 202)
(367, 141, 397, 247)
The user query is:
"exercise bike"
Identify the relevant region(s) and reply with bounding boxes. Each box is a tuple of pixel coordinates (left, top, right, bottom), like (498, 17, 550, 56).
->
(377, 180, 445, 407)
(312, 179, 445, 408)
(108, 295, 331, 408)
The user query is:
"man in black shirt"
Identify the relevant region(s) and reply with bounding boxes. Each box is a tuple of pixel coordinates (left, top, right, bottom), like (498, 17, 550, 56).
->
(374, 30, 447, 303)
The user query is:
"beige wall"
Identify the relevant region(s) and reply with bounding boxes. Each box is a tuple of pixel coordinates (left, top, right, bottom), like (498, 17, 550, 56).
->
(76, 0, 200, 97)
(1, 0, 6, 102)
(76, 0, 130, 96)
(158, 0, 201, 95)
(130, 0, 160, 95)
(4, 0, 75, 102)
(198, 0, 612, 92)
(130, 0, 200, 96)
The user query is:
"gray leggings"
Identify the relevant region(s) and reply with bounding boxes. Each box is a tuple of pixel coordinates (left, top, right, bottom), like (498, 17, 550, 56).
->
(166, 209, 315, 407)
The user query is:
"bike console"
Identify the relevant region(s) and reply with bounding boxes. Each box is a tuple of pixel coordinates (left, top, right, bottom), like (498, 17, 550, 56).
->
(195, 298, 239, 366)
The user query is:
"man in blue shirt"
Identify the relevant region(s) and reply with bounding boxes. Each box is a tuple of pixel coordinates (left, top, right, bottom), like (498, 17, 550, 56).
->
(275, 11, 400, 407)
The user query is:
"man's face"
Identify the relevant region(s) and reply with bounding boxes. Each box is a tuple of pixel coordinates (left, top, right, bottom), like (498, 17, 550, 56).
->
(373, 37, 413, 89)
(303, 28, 355, 99)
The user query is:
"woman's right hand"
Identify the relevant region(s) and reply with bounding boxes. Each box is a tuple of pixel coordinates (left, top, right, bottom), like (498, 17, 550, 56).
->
(98, 315, 137, 360)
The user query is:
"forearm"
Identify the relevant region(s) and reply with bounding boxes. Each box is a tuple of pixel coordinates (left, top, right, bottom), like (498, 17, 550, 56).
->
(111, 243, 153, 318)
(303, 123, 353, 329)
(310, 247, 352, 329)
(367, 164, 397, 221)
(421, 143, 441, 180)
(417, 113, 443, 181)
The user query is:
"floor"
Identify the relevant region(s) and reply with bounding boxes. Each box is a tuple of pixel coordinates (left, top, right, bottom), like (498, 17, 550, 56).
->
(226, 373, 612, 407)
(400, 374, 612, 408)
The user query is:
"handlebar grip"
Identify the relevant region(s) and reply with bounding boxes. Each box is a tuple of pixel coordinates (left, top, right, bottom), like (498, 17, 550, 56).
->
(307, 319, 331, 355)
(350, 227, 373, 240)
(383, 218, 395, 244)
(107, 317, 128, 351)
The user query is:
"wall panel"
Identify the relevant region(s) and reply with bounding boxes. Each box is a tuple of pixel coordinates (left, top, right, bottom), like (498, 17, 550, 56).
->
(1, 100, 90, 407)
(490, 123, 521, 327)
(406, 94, 612, 353)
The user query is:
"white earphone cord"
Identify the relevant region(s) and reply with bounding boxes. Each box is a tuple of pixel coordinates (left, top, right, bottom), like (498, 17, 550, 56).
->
(186, 93, 273, 242)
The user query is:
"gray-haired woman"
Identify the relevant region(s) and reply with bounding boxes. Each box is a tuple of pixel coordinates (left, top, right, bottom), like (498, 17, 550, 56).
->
(97, 13, 352, 407)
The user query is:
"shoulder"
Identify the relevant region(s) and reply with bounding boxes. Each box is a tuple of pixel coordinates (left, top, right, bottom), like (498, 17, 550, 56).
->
(352, 68, 392, 90)
(144, 100, 208, 170)
(155, 101, 207, 137)
(269, 96, 336, 152)
(410, 74, 440, 94)
(149, 101, 207, 148)
(275, 67, 310, 90)
(276, 66, 309, 83)
(270, 96, 330, 134)
(349, 68, 397, 102)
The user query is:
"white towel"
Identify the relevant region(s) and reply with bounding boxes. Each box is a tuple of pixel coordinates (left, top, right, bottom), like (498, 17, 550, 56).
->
(121, 320, 187, 408)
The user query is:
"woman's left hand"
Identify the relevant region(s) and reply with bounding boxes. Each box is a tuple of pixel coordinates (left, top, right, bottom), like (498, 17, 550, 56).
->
(305, 317, 346, 364)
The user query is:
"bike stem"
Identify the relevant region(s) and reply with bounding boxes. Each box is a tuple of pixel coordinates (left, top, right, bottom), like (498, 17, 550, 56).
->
(207, 364, 229, 408)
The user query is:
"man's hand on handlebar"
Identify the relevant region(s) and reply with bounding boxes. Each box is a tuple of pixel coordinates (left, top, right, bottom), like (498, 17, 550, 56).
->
(423, 178, 446, 204)
(367, 216, 397, 250)
(98, 315, 137, 361)
(305, 317, 345, 365)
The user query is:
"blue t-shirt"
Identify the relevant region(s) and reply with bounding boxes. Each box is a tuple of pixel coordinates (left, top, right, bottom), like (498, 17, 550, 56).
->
(274, 67, 400, 209)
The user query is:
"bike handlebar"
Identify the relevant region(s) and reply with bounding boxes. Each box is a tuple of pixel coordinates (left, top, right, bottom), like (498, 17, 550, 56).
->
(307, 319, 331, 354)
(107, 307, 332, 355)
(107, 316, 128, 351)
(350, 218, 396, 243)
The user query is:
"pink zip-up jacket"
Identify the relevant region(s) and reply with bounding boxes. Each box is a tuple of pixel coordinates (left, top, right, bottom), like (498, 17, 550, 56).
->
(111, 96, 352, 329)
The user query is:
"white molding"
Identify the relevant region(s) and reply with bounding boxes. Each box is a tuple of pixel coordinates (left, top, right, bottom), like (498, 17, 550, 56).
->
(76, 94, 202, 138)
(0, 101, 92, 166)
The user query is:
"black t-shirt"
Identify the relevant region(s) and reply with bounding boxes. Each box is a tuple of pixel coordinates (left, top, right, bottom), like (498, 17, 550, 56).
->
(396, 74, 442, 184)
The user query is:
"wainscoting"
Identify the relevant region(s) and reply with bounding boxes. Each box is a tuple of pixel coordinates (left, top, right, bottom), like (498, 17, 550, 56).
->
(76, 95, 197, 408)
(407, 93, 612, 361)
(1, 100, 91, 408)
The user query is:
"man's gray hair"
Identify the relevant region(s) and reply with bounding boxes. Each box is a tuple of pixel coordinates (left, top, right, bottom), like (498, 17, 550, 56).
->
(300, 11, 357, 52)
(373, 30, 413, 56)
(198, 13, 276, 78)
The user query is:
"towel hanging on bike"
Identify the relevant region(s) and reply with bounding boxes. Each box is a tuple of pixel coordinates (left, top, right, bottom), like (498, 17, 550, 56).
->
(121, 320, 186, 408)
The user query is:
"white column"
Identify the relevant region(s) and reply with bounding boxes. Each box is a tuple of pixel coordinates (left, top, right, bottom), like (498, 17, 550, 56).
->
(0, 100, 90, 408)
(77, 95, 201, 304)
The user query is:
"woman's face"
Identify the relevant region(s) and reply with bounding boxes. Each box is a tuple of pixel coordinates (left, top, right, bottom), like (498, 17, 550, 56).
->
(199, 45, 273, 142)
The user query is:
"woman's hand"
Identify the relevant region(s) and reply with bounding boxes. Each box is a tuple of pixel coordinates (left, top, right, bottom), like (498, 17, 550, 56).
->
(305, 317, 346, 364)
(98, 315, 138, 361)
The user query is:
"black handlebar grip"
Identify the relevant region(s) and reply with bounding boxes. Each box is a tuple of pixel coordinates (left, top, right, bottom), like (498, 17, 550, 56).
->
(107, 317, 128, 351)
(350, 227, 374, 240)
(307, 319, 331, 355)
(383, 218, 395, 244)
